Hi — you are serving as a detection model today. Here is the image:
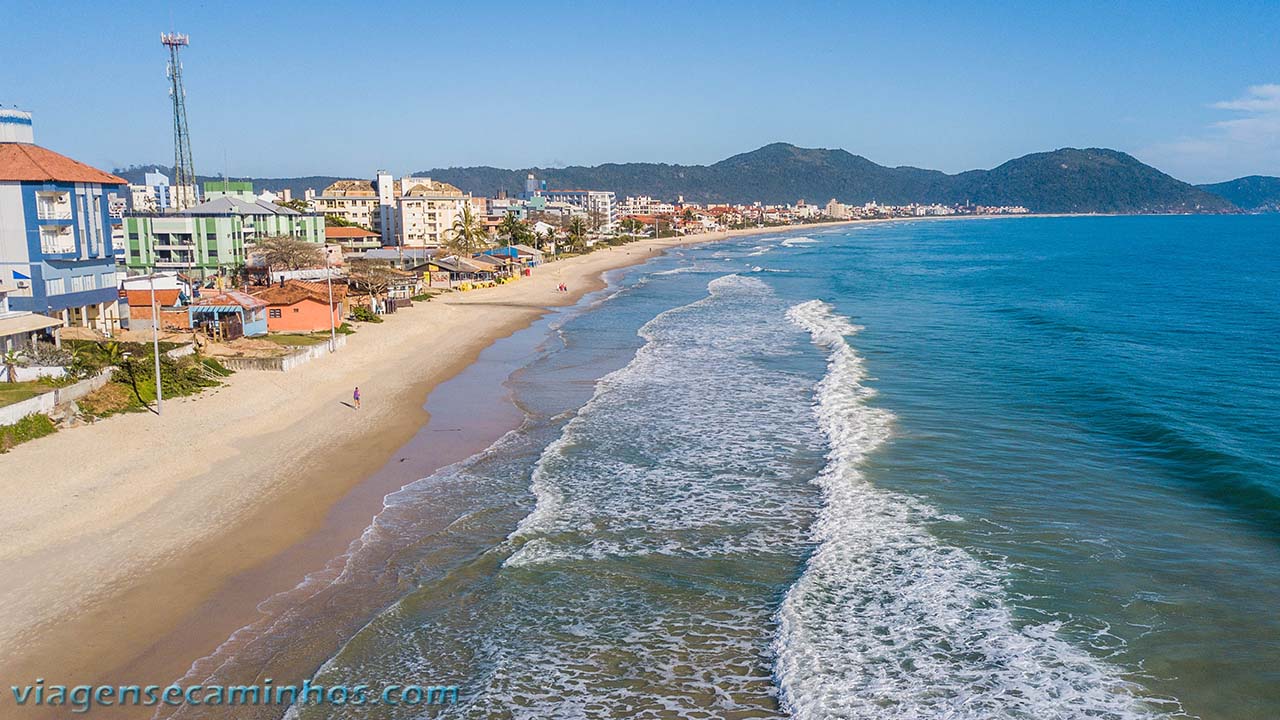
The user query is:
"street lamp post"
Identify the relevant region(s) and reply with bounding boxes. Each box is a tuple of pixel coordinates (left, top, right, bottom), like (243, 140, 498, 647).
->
(326, 261, 336, 353)
(149, 273, 163, 415)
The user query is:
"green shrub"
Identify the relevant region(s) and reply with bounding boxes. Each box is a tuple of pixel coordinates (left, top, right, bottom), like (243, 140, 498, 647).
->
(349, 306, 383, 323)
(0, 413, 57, 453)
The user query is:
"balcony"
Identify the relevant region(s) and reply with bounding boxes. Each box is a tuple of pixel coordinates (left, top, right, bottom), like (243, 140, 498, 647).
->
(39, 226, 76, 255)
(36, 191, 73, 221)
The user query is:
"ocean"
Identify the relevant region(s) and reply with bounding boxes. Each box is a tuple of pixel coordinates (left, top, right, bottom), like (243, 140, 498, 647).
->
(171, 215, 1279, 719)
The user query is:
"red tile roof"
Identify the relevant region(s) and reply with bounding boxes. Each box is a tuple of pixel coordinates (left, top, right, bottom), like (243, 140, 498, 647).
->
(325, 226, 379, 239)
(123, 289, 182, 307)
(250, 279, 347, 306)
(0, 143, 126, 185)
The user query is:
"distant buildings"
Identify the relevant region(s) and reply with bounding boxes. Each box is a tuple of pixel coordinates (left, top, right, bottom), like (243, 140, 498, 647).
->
(128, 169, 199, 213)
(311, 173, 468, 248)
(0, 108, 126, 331)
(123, 194, 325, 279)
(203, 180, 256, 201)
(539, 189, 617, 231)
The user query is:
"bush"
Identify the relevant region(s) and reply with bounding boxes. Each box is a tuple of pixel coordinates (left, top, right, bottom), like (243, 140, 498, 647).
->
(410, 293, 433, 302)
(0, 413, 57, 453)
(336, 323, 357, 335)
(349, 306, 383, 323)
(78, 383, 139, 419)
(22, 342, 73, 367)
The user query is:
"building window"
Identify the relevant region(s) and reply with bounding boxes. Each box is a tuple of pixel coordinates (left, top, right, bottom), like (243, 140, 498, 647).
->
(45, 278, 66, 296)
(35, 191, 72, 220)
(269, 308, 282, 318)
(39, 225, 75, 254)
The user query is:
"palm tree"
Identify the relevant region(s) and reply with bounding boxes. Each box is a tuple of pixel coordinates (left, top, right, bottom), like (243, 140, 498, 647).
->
(3, 350, 19, 383)
(497, 211, 528, 248)
(97, 340, 145, 406)
(566, 216, 589, 254)
(448, 204, 491, 257)
(541, 226, 555, 250)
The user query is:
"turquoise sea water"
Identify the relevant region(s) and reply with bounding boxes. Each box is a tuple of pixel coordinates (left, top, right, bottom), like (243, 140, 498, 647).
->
(173, 216, 1279, 719)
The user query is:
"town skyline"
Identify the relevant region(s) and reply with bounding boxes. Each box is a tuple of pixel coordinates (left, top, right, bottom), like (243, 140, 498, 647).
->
(2, 0, 1278, 183)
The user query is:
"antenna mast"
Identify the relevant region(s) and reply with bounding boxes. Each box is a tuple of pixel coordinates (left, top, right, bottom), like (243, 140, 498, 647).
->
(161, 32, 196, 210)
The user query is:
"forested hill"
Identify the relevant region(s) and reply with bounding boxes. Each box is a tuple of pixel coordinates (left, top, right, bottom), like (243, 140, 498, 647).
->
(116, 144, 1243, 214)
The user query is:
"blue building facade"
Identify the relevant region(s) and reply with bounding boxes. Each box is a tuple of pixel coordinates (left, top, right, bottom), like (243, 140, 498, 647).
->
(0, 109, 125, 330)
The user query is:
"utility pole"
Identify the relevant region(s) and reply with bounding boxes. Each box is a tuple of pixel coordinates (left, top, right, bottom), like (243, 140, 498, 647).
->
(149, 273, 163, 415)
(326, 260, 337, 353)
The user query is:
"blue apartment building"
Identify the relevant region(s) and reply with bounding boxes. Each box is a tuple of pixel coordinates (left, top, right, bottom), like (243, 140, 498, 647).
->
(0, 108, 125, 330)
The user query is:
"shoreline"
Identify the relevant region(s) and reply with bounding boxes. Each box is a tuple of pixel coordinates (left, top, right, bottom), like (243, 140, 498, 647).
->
(0, 213, 1074, 711)
(0, 222, 823, 708)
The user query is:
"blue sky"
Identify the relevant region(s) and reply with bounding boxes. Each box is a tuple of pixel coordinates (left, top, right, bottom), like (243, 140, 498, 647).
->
(2, 0, 1277, 183)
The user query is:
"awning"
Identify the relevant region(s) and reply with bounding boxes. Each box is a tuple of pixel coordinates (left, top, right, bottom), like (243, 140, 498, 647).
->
(190, 305, 247, 313)
(0, 312, 62, 337)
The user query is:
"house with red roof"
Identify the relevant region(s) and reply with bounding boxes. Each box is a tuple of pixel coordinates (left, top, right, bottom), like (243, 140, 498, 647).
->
(249, 279, 347, 334)
(0, 109, 125, 331)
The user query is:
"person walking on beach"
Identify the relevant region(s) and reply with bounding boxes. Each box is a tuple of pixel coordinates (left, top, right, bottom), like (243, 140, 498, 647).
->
(353, 386, 361, 410)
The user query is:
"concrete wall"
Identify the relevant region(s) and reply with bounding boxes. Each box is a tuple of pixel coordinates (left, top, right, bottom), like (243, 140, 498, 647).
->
(12, 365, 67, 382)
(0, 368, 114, 426)
(218, 333, 346, 372)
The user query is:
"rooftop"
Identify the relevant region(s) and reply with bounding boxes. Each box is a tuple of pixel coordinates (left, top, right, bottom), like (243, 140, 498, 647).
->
(0, 143, 125, 185)
(325, 226, 379, 239)
(250, 279, 346, 306)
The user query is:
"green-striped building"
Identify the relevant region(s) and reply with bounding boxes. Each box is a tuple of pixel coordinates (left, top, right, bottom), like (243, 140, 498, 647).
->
(123, 196, 324, 279)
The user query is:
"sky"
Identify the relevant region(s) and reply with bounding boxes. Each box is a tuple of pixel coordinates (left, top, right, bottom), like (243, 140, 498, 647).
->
(1, 0, 1277, 184)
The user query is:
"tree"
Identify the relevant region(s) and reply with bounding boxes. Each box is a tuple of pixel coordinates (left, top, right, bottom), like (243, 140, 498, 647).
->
(447, 204, 491, 257)
(539, 226, 557, 256)
(496, 211, 531, 247)
(346, 259, 399, 313)
(254, 235, 324, 274)
(276, 198, 311, 213)
(2, 350, 18, 383)
(566, 216, 589, 253)
(96, 340, 146, 407)
(324, 213, 367, 229)
(619, 217, 643, 239)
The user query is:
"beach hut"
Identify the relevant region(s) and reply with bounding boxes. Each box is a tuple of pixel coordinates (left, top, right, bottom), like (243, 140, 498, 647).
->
(188, 290, 268, 339)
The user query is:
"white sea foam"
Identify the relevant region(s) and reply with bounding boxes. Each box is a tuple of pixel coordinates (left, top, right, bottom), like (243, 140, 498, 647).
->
(651, 265, 703, 276)
(780, 236, 819, 247)
(506, 274, 822, 569)
(775, 300, 1177, 719)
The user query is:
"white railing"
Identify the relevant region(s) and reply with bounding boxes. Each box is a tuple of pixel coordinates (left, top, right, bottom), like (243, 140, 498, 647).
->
(37, 206, 73, 220)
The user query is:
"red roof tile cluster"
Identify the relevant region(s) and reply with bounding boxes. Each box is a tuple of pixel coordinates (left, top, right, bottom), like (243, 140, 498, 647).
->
(250, 279, 346, 306)
(325, 226, 379, 239)
(123, 289, 182, 307)
(0, 143, 126, 185)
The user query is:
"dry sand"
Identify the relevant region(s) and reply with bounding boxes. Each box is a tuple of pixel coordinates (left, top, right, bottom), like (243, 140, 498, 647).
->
(0, 225, 816, 699)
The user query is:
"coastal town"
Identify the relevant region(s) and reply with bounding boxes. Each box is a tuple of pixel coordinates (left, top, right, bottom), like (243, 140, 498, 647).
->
(0, 98, 1029, 449)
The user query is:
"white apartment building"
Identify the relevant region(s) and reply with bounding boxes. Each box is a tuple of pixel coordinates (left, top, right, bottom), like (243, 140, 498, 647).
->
(128, 170, 198, 213)
(313, 174, 467, 248)
(619, 195, 676, 217)
(540, 189, 617, 231)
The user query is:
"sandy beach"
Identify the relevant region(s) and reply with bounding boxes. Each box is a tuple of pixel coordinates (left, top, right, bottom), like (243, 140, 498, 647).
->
(0, 224, 823, 706)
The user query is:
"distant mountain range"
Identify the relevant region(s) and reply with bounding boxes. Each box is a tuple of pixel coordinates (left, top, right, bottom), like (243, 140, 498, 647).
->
(1196, 176, 1280, 213)
(116, 144, 1278, 214)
